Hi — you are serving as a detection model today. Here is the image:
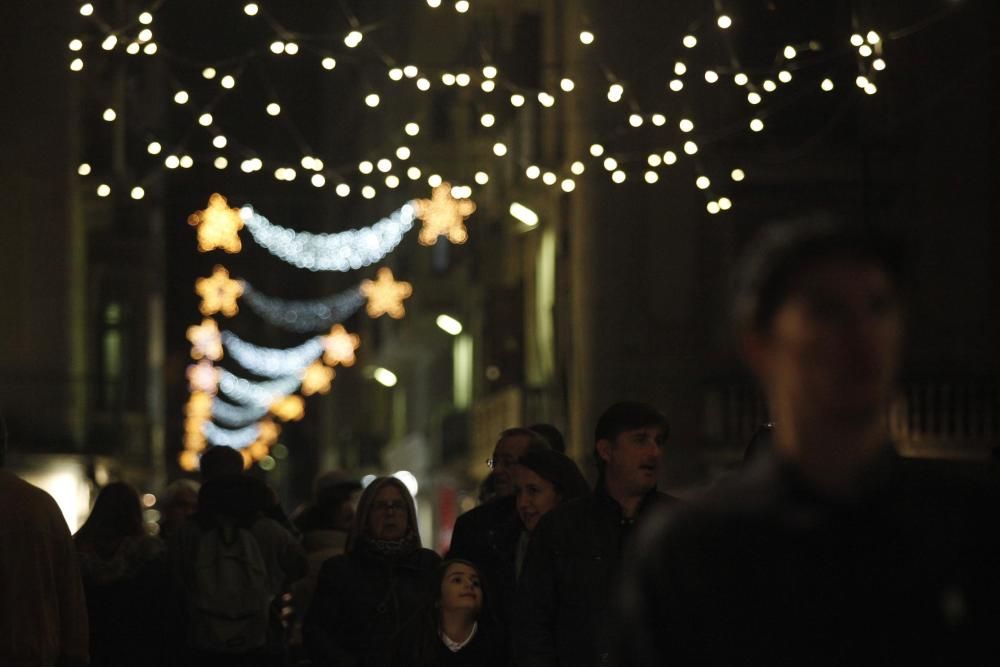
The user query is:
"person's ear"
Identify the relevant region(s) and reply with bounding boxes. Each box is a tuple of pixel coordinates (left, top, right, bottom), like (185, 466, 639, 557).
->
(595, 438, 614, 464)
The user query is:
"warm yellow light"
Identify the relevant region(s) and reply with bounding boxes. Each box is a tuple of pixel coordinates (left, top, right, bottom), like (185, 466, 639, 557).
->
(365, 93, 380, 107)
(856, 75, 869, 88)
(362, 268, 413, 318)
(271, 396, 305, 422)
(821, 78, 834, 91)
(436, 314, 463, 335)
(734, 73, 749, 86)
(783, 45, 797, 59)
(198, 113, 213, 126)
(644, 171, 659, 184)
(417, 78, 431, 91)
(719, 197, 733, 210)
(126, 43, 140, 55)
(388, 67, 403, 81)
(705, 70, 719, 83)
(456, 73, 471, 87)
(475, 171, 489, 184)
(187, 193, 244, 254)
(214, 157, 227, 169)
(137, 29, 152, 43)
(707, 201, 721, 214)
(101, 35, 117, 50)
(859, 44, 873, 58)
(683, 141, 698, 155)
(679, 118, 694, 132)
(674, 61, 687, 76)
(579, 30, 595, 45)
(493, 142, 508, 156)
(455, 0, 470, 13)
(336, 183, 351, 196)
(102, 108, 116, 122)
(285, 42, 299, 55)
(78, 163, 91, 176)
(647, 154, 662, 167)
(244, 3, 259, 16)
(873, 58, 886, 71)
(866, 30, 880, 44)
(143, 42, 157, 55)
(266, 102, 280, 116)
(359, 186, 374, 199)
(301, 361, 335, 396)
(69, 39, 83, 51)
(374, 368, 398, 387)
(312, 174, 327, 187)
(608, 83, 624, 101)
(526, 165, 540, 179)
(748, 92, 762, 105)
(80, 3, 94, 16)
(180, 155, 193, 169)
(385, 175, 399, 188)
(510, 93, 526, 107)
(138, 11, 153, 24)
(405, 122, 420, 136)
(750, 118, 764, 132)
(131, 186, 145, 200)
(165, 155, 180, 169)
(683, 34, 697, 48)
(202, 67, 216, 79)
(186, 318, 223, 361)
(195, 265, 243, 317)
(590, 143, 604, 157)
(560, 78, 575, 92)
(70, 58, 84, 71)
(427, 0, 441, 6)
(173, 90, 189, 104)
(778, 70, 792, 83)
(864, 83, 877, 95)
(669, 79, 684, 92)
(482, 65, 498, 79)
(407, 167, 422, 180)
(538, 92, 555, 107)
(696, 176, 711, 190)
(212, 135, 227, 149)
(428, 174, 443, 187)
(481, 113, 495, 127)
(221, 75, 235, 89)
(481, 80, 496, 92)
(603, 157, 618, 171)
(344, 30, 363, 48)
(611, 170, 626, 183)
(651, 113, 666, 126)
(731, 168, 745, 181)
(509, 202, 539, 226)
(377, 158, 392, 173)
(441, 72, 456, 86)
(541, 172, 556, 186)
(717, 15, 732, 29)
(414, 183, 475, 245)
(663, 150, 678, 165)
(322, 57, 337, 70)
(97, 184, 111, 197)
(570, 161, 585, 175)
(763, 80, 776, 92)
(359, 160, 373, 174)
(629, 114, 643, 127)
(850, 33, 864, 47)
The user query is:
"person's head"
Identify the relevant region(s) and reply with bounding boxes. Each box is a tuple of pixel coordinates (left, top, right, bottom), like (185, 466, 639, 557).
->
(199, 445, 244, 481)
(528, 423, 566, 454)
(735, 217, 904, 451)
(161, 478, 200, 528)
(513, 449, 589, 532)
(315, 475, 362, 531)
(488, 427, 550, 498)
(75, 482, 144, 551)
(437, 559, 484, 619)
(347, 476, 420, 551)
(594, 402, 669, 496)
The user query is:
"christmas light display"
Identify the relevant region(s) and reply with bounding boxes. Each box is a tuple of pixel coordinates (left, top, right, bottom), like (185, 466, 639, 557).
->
(321, 324, 361, 367)
(361, 267, 413, 319)
(270, 395, 305, 422)
(301, 361, 335, 395)
(188, 194, 244, 253)
(217, 368, 302, 408)
(211, 397, 271, 428)
(239, 203, 415, 271)
(240, 281, 366, 333)
(202, 420, 261, 449)
(195, 265, 244, 317)
(186, 318, 223, 361)
(413, 183, 475, 245)
(186, 360, 219, 394)
(220, 330, 325, 379)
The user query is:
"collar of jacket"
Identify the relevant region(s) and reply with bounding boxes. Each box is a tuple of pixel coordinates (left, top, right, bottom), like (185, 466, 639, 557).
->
(593, 479, 663, 524)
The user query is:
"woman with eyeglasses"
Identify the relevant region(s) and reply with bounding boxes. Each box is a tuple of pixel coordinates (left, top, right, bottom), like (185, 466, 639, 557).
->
(388, 559, 506, 667)
(304, 476, 440, 666)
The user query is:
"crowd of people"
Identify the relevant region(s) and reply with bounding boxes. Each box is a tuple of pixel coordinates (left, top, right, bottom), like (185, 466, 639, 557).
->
(2, 218, 998, 666)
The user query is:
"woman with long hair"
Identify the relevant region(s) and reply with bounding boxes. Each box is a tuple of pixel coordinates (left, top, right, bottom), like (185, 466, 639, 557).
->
(303, 476, 440, 666)
(74, 481, 168, 666)
(389, 559, 505, 667)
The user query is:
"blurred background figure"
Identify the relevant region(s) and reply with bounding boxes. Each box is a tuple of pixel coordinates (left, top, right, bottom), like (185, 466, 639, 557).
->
(389, 559, 506, 667)
(304, 476, 440, 667)
(74, 481, 168, 666)
(158, 478, 200, 541)
(527, 423, 567, 455)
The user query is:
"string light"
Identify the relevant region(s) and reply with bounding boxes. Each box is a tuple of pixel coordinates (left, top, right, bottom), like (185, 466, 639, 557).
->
(734, 73, 749, 86)
(475, 171, 489, 184)
(344, 30, 363, 48)
(511, 93, 526, 107)
(202, 67, 216, 79)
(538, 92, 556, 107)
(731, 168, 745, 181)
(644, 171, 659, 184)
(389, 68, 403, 81)
(385, 175, 399, 188)
(69, 39, 83, 51)
(651, 113, 666, 126)
(481, 113, 495, 127)
(211, 398, 268, 428)
(608, 84, 624, 102)
(240, 282, 365, 334)
(674, 62, 687, 76)
(301, 362, 335, 396)
(198, 113, 213, 126)
(778, 70, 792, 83)
(542, 172, 557, 186)
(717, 15, 732, 29)
(526, 165, 540, 179)
(218, 369, 302, 408)
(705, 70, 719, 83)
(428, 174, 443, 187)
(405, 122, 420, 136)
(859, 45, 873, 58)
(202, 421, 262, 450)
(143, 43, 157, 55)
(78, 163, 91, 176)
(361, 268, 413, 318)
(873, 58, 886, 71)
(180, 155, 194, 168)
(442, 73, 456, 86)
(611, 170, 626, 183)
(244, 3, 259, 16)
(867, 31, 880, 44)
(137, 29, 152, 43)
(336, 183, 351, 196)
(80, 3, 94, 17)
(213, 135, 227, 148)
(240, 203, 415, 271)
(365, 93, 380, 107)
(748, 92, 762, 105)
(131, 186, 145, 200)
(377, 158, 392, 172)
(455, 0, 470, 13)
(97, 184, 111, 197)
(579, 31, 595, 45)
(683, 141, 698, 155)
(70, 58, 84, 71)
(222, 330, 324, 378)
(669, 79, 684, 92)
(221, 75, 236, 89)
(821, 78, 835, 91)
(561, 178, 576, 192)
(663, 150, 677, 165)
(285, 43, 299, 55)
(174, 90, 189, 104)
(683, 34, 697, 48)
(719, 197, 733, 210)
(102, 108, 116, 122)
(707, 201, 721, 214)
(493, 142, 508, 156)
(570, 161, 585, 175)
(407, 167, 422, 180)
(187, 318, 223, 361)
(590, 143, 605, 157)
(483, 65, 498, 79)
(395, 146, 411, 160)
(695, 176, 711, 189)
(850, 34, 864, 47)
(865, 83, 877, 95)
(647, 154, 662, 167)
(101, 35, 117, 51)
(138, 11, 152, 24)
(560, 78, 575, 92)
(165, 155, 180, 169)
(126, 43, 140, 55)
(188, 194, 244, 253)
(417, 78, 431, 91)
(629, 114, 643, 127)
(359, 160, 374, 174)
(784, 45, 797, 59)
(322, 57, 337, 70)
(481, 80, 496, 92)
(750, 118, 765, 132)
(312, 174, 326, 187)
(603, 157, 618, 171)
(214, 157, 228, 169)
(763, 80, 777, 92)
(455, 73, 471, 86)
(679, 118, 694, 132)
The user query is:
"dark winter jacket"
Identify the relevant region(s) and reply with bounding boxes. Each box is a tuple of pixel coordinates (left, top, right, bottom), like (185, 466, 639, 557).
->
(513, 485, 678, 666)
(304, 545, 441, 667)
(616, 449, 1000, 666)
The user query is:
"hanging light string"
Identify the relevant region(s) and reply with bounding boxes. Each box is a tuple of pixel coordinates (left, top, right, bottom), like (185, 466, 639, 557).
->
(240, 281, 366, 333)
(220, 330, 325, 378)
(211, 396, 271, 429)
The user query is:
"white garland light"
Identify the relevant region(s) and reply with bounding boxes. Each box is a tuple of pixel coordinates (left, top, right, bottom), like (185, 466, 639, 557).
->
(239, 204, 415, 271)
(221, 330, 325, 378)
(218, 368, 302, 407)
(202, 420, 261, 448)
(241, 281, 366, 333)
(212, 396, 271, 427)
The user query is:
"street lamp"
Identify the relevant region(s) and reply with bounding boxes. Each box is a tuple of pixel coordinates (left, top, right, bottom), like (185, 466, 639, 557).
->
(436, 314, 463, 335)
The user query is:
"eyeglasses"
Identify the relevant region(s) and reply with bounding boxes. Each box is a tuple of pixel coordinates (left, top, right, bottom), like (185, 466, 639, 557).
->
(372, 500, 406, 513)
(485, 456, 516, 470)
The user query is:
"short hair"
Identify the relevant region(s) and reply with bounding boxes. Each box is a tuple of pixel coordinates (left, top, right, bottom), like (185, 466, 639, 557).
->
(199, 446, 244, 481)
(517, 449, 590, 501)
(528, 423, 566, 454)
(496, 427, 551, 453)
(593, 402, 670, 472)
(733, 214, 905, 333)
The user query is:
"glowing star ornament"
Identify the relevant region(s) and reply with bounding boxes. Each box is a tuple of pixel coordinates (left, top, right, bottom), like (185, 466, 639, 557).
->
(187, 318, 223, 361)
(195, 265, 244, 316)
(301, 361, 335, 396)
(184, 391, 214, 419)
(413, 183, 475, 245)
(187, 193, 244, 253)
(271, 395, 305, 422)
(186, 361, 220, 394)
(361, 267, 413, 319)
(322, 324, 361, 367)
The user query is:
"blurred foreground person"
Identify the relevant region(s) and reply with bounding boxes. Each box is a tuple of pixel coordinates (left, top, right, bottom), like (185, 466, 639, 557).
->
(619, 218, 999, 665)
(515, 402, 677, 666)
(0, 437, 89, 666)
(171, 446, 306, 666)
(158, 478, 199, 541)
(389, 559, 506, 667)
(75, 481, 168, 666)
(304, 476, 440, 666)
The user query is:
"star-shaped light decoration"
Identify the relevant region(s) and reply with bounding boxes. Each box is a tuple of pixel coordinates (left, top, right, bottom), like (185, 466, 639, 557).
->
(413, 183, 475, 246)
(322, 324, 361, 367)
(195, 265, 244, 317)
(187, 193, 244, 253)
(186, 318, 223, 361)
(184, 391, 214, 419)
(246, 419, 282, 462)
(361, 267, 413, 319)
(271, 395, 305, 422)
(301, 361, 335, 396)
(186, 361, 219, 395)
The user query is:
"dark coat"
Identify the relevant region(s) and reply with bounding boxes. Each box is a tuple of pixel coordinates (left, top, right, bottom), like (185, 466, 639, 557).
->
(389, 619, 507, 667)
(513, 486, 678, 667)
(448, 495, 521, 626)
(616, 449, 1000, 666)
(303, 546, 441, 667)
